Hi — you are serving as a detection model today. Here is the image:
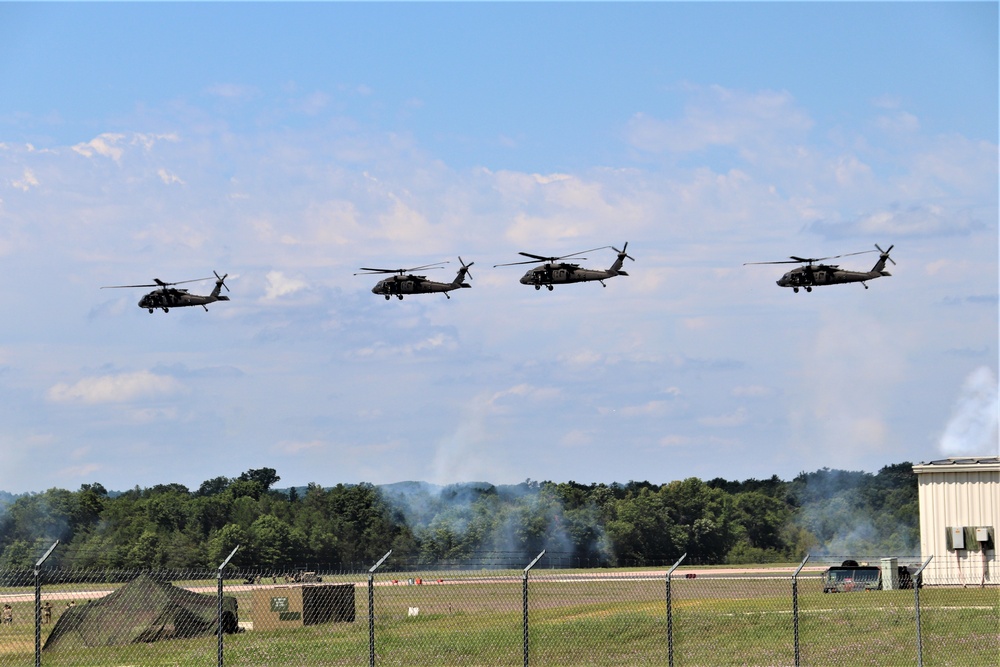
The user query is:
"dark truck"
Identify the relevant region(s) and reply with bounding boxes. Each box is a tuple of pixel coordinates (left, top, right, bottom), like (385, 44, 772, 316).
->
(823, 562, 882, 593)
(822, 560, 921, 593)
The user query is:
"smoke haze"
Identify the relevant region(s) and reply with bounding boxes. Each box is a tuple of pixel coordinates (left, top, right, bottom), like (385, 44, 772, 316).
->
(939, 366, 999, 456)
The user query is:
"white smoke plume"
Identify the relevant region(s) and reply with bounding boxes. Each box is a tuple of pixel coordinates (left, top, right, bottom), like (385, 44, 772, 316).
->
(939, 366, 999, 456)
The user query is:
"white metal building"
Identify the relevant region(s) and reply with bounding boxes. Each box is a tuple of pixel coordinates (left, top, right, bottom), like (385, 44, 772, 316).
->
(912, 456, 998, 586)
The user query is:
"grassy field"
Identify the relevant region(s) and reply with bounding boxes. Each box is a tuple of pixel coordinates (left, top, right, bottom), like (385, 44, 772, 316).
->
(0, 571, 996, 666)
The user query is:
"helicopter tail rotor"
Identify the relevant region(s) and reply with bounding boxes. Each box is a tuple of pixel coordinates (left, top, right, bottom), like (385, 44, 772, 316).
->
(210, 271, 231, 300)
(452, 256, 475, 289)
(458, 256, 474, 280)
(214, 270, 231, 291)
(612, 242, 635, 262)
(875, 244, 896, 265)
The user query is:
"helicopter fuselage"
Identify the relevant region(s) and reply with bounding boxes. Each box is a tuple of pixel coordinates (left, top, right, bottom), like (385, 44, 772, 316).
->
(139, 289, 230, 312)
(520, 263, 628, 289)
(518, 250, 631, 291)
(372, 275, 471, 299)
(777, 257, 892, 293)
(367, 261, 474, 300)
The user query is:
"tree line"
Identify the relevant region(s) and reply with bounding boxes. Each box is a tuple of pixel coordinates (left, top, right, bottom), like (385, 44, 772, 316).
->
(0, 464, 919, 571)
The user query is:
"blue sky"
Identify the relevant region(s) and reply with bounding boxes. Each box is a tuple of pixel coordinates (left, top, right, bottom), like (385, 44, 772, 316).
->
(0, 2, 996, 494)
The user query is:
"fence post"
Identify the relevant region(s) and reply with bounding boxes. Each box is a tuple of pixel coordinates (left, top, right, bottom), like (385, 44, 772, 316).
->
(522, 550, 545, 667)
(33, 540, 58, 667)
(913, 555, 933, 667)
(791, 554, 809, 667)
(368, 550, 392, 667)
(217, 545, 239, 667)
(665, 552, 687, 667)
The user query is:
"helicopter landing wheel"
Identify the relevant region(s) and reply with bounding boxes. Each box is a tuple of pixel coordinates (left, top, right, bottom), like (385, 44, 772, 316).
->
(397, 295, 403, 300)
(546, 285, 553, 291)
(805, 287, 812, 293)
(535, 285, 541, 290)
(385, 295, 390, 300)
(163, 308, 169, 312)
(148, 309, 154, 314)
(793, 288, 799, 293)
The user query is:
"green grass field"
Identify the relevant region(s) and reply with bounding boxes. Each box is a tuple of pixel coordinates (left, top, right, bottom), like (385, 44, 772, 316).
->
(1, 571, 996, 666)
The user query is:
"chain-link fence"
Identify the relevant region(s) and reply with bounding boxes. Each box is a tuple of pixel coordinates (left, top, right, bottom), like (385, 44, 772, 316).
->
(1, 552, 996, 666)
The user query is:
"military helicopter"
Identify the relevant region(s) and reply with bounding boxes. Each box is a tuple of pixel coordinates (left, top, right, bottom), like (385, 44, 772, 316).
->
(102, 271, 230, 312)
(494, 243, 634, 290)
(745, 244, 895, 292)
(355, 258, 474, 300)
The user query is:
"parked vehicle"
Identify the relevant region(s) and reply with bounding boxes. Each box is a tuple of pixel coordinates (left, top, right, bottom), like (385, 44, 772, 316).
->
(823, 563, 882, 593)
(822, 560, 922, 592)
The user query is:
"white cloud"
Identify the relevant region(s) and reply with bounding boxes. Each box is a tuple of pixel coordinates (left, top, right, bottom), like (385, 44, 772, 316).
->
(11, 168, 39, 191)
(351, 333, 459, 360)
(47, 371, 183, 404)
(876, 111, 920, 133)
(157, 169, 184, 185)
(489, 383, 561, 410)
(56, 463, 102, 479)
(625, 85, 812, 154)
(72, 133, 126, 161)
(263, 271, 309, 300)
(132, 132, 179, 151)
(294, 91, 331, 116)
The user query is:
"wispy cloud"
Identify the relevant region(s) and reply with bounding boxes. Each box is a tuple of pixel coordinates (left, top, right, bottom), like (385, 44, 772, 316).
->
(47, 371, 184, 404)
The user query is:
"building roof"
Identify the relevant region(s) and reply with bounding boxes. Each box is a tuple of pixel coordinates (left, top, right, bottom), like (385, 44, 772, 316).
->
(912, 456, 1000, 473)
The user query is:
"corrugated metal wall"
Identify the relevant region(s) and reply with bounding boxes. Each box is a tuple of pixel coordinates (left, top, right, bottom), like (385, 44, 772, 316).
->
(915, 463, 999, 586)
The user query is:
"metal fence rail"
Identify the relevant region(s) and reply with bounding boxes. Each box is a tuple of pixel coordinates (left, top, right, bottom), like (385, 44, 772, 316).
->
(0, 554, 996, 666)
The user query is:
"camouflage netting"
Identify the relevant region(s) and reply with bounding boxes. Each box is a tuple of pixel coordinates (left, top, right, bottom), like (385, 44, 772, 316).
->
(43, 573, 238, 651)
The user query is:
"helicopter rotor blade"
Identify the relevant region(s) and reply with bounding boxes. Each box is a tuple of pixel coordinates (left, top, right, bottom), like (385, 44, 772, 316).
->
(612, 242, 635, 261)
(875, 244, 896, 265)
(355, 262, 448, 276)
(212, 270, 229, 292)
(559, 246, 609, 260)
(458, 256, 474, 280)
(214, 271, 230, 291)
(743, 260, 805, 266)
(745, 248, 878, 267)
(495, 258, 544, 267)
(164, 276, 215, 286)
(101, 283, 159, 289)
(101, 275, 214, 289)
(496, 246, 607, 268)
(517, 251, 554, 261)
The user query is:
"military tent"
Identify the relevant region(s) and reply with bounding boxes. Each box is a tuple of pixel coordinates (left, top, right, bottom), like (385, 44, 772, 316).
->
(43, 574, 238, 651)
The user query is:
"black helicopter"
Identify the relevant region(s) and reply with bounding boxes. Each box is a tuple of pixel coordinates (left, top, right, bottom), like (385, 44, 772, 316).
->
(745, 244, 895, 292)
(102, 271, 230, 312)
(355, 258, 474, 300)
(494, 243, 634, 290)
